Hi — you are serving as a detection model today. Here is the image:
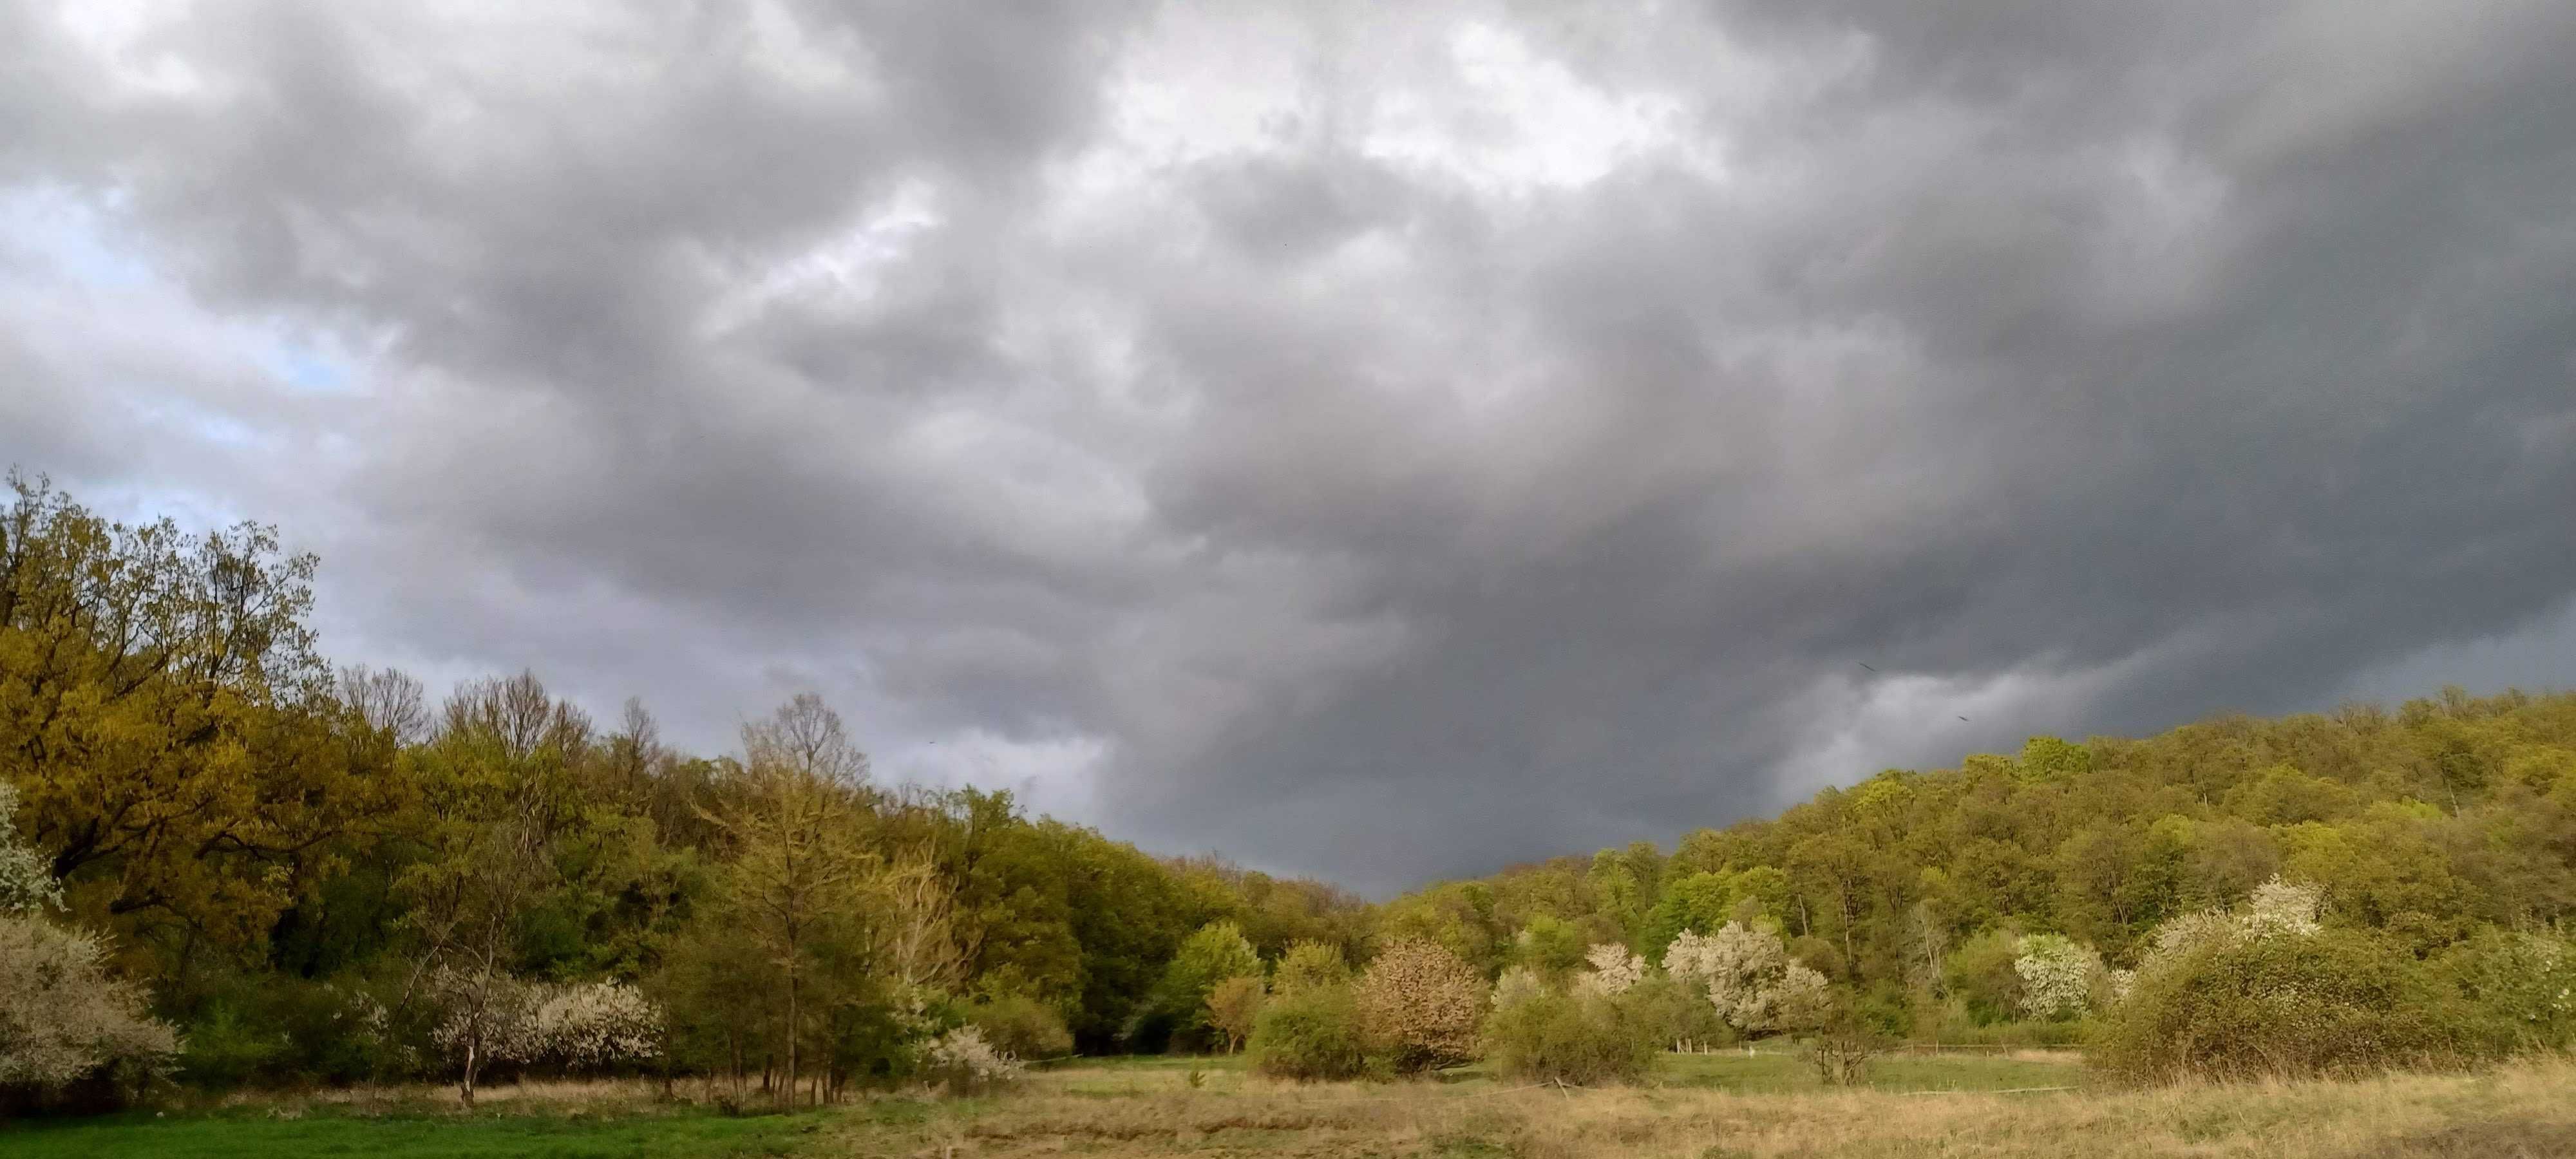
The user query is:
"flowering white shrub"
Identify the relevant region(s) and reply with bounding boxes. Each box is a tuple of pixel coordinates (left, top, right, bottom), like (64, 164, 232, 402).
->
(2127, 875, 2329, 986)
(1492, 965, 1545, 1010)
(0, 912, 181, 1092)
(2012, 934, 2106, 1020)
(1354, 938, 1487, 1071)
(922, 1025, 1021, 1093)
(2244, 875, 2324, 936)
(428, 971, 662, 1071)
(1573, 943, 1647, 997)
(1665, 923, 1828, 1034)
(533, 981, 663, 1066)
(0, 784, 63, 915)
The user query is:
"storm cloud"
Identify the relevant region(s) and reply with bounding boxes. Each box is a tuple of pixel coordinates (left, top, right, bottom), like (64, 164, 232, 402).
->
(4, 0, 2573, 892)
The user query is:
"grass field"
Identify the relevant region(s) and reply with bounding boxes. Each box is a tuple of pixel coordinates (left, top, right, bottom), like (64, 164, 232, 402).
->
(7, 1051, 2573, 1158)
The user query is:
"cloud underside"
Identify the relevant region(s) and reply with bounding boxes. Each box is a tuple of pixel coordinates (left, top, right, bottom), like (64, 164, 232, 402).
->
(5, 0, 2574, 891)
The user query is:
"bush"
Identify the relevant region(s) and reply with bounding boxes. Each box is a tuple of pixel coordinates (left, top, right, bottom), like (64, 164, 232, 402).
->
(1805, 1022, 1882, 1087)
(1247, 983, 1366, 1080)
(1205, 977, 1265, 1053)
(2433, 929, 2576, 1054)
(0, 912, 180, 1110)
(176, 1003, 285, 1089)
(966, 994, 1074, 1062)
(1623, 972, 1730, 1051)
(920, 1026, 1022, 1095)
(1353, 938, 1484, 1073)
(1920, 1001, 2091, 1048)
(1273, 941, 1350, 995)
(1481, 988, 1662, 1086)
(1942, 928, 2025, 1026)
(2011, 934, 2107, 1021)
(176, 972, 410, 1089)
(1664, 922, 1828, 1037)
(1154, 922, 1263, 1050)
(2094, 926, 2458, 1082)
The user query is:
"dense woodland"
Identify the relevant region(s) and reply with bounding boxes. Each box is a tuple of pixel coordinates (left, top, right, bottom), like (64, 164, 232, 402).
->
(5, 471, 2574, 1109)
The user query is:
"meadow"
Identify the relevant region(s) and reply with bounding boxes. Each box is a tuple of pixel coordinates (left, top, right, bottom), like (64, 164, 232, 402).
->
(9, 1051, 2573, 1159)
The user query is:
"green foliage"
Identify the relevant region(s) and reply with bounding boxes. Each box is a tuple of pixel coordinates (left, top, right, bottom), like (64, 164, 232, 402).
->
(1272, 939, 1351, 995)
(1480, 987, 1662, 1085)
(2432, 928, 2576, 1054)
(1154, 922, 1262, 1049)
(965, 993, 1075, 1061)
(2093, 927, 2461, 1082)
(1246, 983, 1366, 1080)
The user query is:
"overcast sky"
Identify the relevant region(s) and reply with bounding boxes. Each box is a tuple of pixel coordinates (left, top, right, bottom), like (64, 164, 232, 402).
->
(5, 1, 2575, 894)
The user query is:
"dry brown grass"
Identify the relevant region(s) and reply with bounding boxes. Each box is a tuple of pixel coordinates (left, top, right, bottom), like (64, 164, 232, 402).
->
(833, 1055, 2576, 1158)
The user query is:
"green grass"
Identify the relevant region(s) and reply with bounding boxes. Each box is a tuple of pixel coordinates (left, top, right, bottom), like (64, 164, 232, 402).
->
(0, 1107, 821, 1159)
(0, 1051, 2085, 1158)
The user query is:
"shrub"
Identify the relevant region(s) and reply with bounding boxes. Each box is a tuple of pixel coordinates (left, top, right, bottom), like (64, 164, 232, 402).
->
(1665, 923, 1828, 1035)
(1354, 938, 1485, 1073)
(1942, 928, 2025, 1025)
(2093, 925, 2456, 1082)
(176, 1003, 285, 1089)
(1247, 983, 1366, 1080)
(1573, 943, 1646, 997)
(1205, 976, 1265, 1053)
(1622, 971, 1730, 1050)
(920, 1025, 1022, 1095)
(1481, 988, 1661, 1085)
(1273, 941, 1350, 995)
(2433, 928, 2576, 1053)
(966, 994, 1074, 1062)
(2011, 934, 2107, 1021)
(1804, 1005, 1884, 1087)
(1155, 922, 1262, 1048)
(0, 786, 61, 915)
(1491, 965, 1545, 1010)
(0, 912, 181, 1108)
(425, 970, 661, 1077)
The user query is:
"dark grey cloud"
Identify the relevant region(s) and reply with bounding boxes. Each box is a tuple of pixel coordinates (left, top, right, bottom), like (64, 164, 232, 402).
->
(4, 0, 2574, 893)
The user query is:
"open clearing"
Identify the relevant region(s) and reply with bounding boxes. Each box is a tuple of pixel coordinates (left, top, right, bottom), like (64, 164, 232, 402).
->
(8, 1053, 2573, 1158)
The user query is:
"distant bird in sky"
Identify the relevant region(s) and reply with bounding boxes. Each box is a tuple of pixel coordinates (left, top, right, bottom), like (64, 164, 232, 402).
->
(1957, 715, 1971, 722)
(1857, 662, 1877, 672)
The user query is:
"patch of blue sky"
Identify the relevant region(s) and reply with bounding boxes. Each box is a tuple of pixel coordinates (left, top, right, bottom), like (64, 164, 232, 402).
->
(263, 340, 359, 393)
(0, 185, 155, 288)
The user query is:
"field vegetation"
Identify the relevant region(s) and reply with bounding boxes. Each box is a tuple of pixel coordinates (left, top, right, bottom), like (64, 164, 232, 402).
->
(9, 1053, 2575, 1158)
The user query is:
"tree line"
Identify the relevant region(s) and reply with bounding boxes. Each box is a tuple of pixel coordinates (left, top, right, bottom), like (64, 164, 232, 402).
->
(0, 473, 1365, 1108)
(5, 469, 2574, 1108)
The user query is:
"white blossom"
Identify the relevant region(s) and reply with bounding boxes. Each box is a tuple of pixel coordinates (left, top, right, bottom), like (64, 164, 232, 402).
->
(0, 784, 64, 915)
(2244, 875, 2324, 936)
(428, 971, 662, 1070)
(1665, 923, 1828, 1033)
(922, 1024, 1021, 1091)
(1573, 943, 1647, 997)
(2012, 934, 2105, 1020)
(0, 912, 180, 1090)
(1492, 964, 1545, 1010)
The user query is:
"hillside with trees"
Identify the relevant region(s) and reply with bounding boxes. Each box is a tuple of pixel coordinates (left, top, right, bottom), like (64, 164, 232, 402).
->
(1379, 689, 2576, 1048)
(5, 471, 2573, 1111)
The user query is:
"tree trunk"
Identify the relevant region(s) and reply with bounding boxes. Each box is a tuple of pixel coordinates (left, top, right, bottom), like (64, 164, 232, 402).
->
(784, 965, 799, 1109)
(460, 1037, 480, 1107)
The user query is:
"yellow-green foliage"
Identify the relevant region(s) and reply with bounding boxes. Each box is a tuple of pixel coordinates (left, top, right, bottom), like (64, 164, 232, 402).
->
(2092, 926, 2456, 1082)
(965, 994, 1074, 1061)
(1245, 983, 1365, 1080)
(1481, 986, 1662, 1085)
